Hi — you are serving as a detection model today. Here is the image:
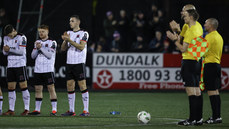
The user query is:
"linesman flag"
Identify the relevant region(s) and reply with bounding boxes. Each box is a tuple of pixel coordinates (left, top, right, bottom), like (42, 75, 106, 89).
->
(188, 36, 209, 91)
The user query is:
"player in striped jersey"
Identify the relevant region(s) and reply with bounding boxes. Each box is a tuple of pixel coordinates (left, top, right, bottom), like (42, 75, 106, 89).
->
(61, 15, 90, 116)
(2, 24, 30, 116)
(29, 25, 57, 116)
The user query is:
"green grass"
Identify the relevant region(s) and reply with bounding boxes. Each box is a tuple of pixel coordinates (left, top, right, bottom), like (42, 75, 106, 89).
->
(0, 91, 229, 129)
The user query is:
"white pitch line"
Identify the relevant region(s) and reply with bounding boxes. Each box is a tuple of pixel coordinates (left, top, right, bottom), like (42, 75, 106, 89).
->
(1, 117, 181, 129)
(156, 117, 183, 121)
(1, 122, 178, 129)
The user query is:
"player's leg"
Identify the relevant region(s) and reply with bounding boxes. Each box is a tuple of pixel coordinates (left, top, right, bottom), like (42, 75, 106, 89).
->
(67, 79, 75, 112)
(35, 85, 43, 113)
(3, 82, 16, 115)
(61, 64, 76, 116)
(3, 68, 16, 116)
(29, 85, 43, 116)
(0, 87, 3, 115)
(29, 73, 44, 115)
(18, 67, 30, 115)
(44, 72, 57, 115)
(78, 79, 90, 116)
(77, 63, 89, 116)
(61, 79, 76, 116)
(47, 84, 57, 115)
(204, 64, 222, 124)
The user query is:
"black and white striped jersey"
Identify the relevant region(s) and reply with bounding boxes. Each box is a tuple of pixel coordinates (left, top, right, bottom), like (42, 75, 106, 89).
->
(3, 34, 27, 68)
(31, 38, 57, 73)
(66, 30, 89, 64)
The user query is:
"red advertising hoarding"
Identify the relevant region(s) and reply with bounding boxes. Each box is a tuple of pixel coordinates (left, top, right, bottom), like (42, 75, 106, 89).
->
(93, 53, 229, 90)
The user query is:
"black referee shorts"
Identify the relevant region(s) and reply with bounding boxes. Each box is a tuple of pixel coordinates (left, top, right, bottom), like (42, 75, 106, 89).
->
(34, 72, 55, 86)
(7, 66, 28, 82)
(181, 60, 201, 87)
(204, 63, 221, 90)
(66, 63, 86, 81)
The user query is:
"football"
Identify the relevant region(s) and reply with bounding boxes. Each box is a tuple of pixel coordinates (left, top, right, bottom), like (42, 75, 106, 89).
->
(137, 111, 151, 124)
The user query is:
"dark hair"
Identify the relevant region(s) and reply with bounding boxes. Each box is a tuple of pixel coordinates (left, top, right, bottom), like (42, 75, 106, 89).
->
(38, 24, 49, 30)
(70, 15, 80, 20)
(187, 9, 199, 21)
(4, 24, 14, 35)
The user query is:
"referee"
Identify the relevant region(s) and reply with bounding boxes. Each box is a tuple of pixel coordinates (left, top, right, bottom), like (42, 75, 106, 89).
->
(203, 18, 223, 124)
(167, 5, 203, 126)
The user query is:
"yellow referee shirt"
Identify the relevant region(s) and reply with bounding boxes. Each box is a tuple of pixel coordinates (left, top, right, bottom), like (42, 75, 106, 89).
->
(204, 31, 223, 64)
(182, 21, 203, 60)
(180, 24, 189, 37)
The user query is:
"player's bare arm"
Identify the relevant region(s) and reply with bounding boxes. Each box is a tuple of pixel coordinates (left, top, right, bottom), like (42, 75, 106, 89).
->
(166, 31, 188, 53)
(61, 41, 68, 51)
(61, 32, 68, 51)
(62, 32, 86, 51)
(175, 41, 189, 53)
(169, 20, 181, 33)
(68, 40, 86, 51)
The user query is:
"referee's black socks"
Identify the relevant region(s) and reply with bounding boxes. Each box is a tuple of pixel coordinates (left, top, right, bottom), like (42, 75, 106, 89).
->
(196, 95, 203, 121)
(188, 95, 203, 121)
(209, 95, 221, 119)
(189, 95, 196, 121)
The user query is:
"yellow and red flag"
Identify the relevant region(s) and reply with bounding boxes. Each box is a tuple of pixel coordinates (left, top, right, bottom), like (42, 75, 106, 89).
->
(188, 36, 209, 91)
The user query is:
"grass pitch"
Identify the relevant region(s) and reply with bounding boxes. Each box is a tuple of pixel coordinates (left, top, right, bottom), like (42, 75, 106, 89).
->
(0, 91, 228, 129)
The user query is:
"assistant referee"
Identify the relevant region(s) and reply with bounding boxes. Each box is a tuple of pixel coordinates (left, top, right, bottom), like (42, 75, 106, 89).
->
(203, 18, 223, 124)
(167, 5, 203, 126)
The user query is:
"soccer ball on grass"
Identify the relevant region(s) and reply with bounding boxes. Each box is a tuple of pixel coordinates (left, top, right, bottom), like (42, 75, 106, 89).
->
(137, 111, 151, 124)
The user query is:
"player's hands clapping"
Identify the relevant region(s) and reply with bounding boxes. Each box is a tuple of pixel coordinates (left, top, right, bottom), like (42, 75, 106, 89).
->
(3, 45, 10, 52)
(169, 20, 181, 33)
(166, 31, 179, 41)
(61, 32, 70, 42)
(36, 42, 42, 49)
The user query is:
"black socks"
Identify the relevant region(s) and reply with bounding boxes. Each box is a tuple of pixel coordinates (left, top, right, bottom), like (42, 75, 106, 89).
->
(188, 95, 203, 121)
(209, 95, 221, 119)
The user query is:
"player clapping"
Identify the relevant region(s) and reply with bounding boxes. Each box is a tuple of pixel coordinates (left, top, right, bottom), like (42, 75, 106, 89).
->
(2, 24, 30, 116)
(29, 25, 58, 116)
(61, 15, 90, 116)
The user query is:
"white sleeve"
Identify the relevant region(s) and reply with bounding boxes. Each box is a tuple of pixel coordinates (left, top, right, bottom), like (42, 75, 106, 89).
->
(40, 41, 57, 59)
(31, 42, 39, 59)
(9, 35, 26, 56)
(3, 50, 9, 55)
(9, 49, 24, 55)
